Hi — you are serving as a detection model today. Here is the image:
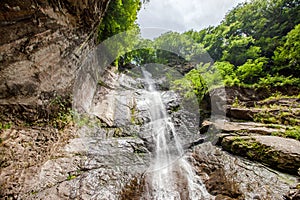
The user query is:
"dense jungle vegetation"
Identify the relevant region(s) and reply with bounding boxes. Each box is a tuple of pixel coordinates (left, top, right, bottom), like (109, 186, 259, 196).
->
(98, 0, 300, 100)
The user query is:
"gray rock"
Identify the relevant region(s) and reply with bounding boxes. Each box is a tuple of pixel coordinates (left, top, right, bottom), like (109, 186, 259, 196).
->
(220, 135, 300, 174)
(201, 120, 286, 136)
(192, 143, 299, 200)
(0, 0, 110, 122)
(227, 107, 260, 120)
(0, 125, 150, 199)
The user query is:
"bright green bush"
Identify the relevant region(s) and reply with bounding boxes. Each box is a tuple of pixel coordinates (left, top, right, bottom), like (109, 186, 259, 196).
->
(98, 0, 141, 42)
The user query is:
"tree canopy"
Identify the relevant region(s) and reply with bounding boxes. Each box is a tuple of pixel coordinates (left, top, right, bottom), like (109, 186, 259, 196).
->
(98, 0, 141, 42)
(98, 0, 300, 95)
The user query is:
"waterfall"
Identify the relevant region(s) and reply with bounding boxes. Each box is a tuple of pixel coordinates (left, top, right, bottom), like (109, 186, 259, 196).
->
(141, 68, 210, 200)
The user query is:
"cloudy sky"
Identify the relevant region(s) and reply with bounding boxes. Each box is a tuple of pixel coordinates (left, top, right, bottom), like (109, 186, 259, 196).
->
(137, 0, 247, 39)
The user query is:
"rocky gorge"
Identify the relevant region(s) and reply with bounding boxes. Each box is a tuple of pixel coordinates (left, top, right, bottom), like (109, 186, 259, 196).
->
(0, 1, 300, 200)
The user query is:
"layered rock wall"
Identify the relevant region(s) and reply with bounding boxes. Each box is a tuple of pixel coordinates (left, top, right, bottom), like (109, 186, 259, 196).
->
(0, 0, 110, 122)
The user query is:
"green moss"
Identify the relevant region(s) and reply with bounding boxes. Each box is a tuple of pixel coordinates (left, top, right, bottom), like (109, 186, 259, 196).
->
(273, 126, 300, 140)
(52, 109, 73, 129)
(253, 108, 299, 126)
(76, 114, 90, 127)
(30, 191, 38, 195)
(0, 122, 12, 130)
(260, 92, 299, 103)
(289, 118, 298, 126)
(130, 103, 143, 125)
(230, 137, 276, 161)
(265, 124, 284, 129)
(232, 97, 240, 108)
(170, 105, 180, 112)
(72, 112, 104, 129)
(67, 175, 77, 181)
(285, 128, 300, 140)
(266, 116, 279, 124)
(130, 107, 136, 124)
(253, 112, 279, 124)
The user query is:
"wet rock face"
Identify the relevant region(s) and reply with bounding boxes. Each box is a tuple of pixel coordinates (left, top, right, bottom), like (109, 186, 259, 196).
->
(0, 67, 153, 199)
(1, 65, 299, 199)
(191, 143, 298, 200)
(87, 66, 199, 150)
(0, 0, 110, 122)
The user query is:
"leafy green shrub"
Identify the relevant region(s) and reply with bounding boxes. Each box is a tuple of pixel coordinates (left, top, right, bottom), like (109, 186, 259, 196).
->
(173, 68, 207, 102)
(172, 62, 225, 102)
(214, 61, 241, 86)
(257, 74, 300, 87)
(237, 57, 268, 84)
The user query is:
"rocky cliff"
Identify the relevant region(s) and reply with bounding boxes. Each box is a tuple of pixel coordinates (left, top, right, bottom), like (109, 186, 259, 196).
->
(1, 1, 300, 199)
(0, 0, 110, 123)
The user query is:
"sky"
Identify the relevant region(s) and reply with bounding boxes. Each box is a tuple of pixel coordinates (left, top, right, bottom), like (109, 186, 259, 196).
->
(137, 0, 247, 39)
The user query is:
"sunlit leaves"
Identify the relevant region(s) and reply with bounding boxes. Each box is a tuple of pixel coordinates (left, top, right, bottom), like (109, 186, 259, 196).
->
(214, 61, 240, 86)
(97, 0, 141, 66)
(98, 0, 141, 42)
(237, 57, 268, 84)
(173, 65, 207, 102)
(273, 24, 300, 75)
(221, 35, 261, 66)
(154, 32, 207, 62)
(100, 0, 300, 90)
(182, 0, 299, 87)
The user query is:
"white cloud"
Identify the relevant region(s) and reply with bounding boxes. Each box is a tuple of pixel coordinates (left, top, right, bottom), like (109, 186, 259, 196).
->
(137, 0, 246, 39)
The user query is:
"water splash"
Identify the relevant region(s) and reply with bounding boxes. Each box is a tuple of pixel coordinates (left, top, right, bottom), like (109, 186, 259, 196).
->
(141, 68, 210, 200)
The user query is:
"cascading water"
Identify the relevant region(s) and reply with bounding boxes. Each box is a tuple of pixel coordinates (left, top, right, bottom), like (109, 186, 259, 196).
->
(141, 68, 210, 200)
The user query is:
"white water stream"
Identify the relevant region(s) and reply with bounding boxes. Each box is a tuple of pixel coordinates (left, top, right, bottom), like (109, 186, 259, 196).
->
(141, 68, 210, 200)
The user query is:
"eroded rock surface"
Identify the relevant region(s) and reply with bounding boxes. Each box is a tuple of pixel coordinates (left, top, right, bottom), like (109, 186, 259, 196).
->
(199, 86, 300, 199)
(0, 125, 76, 198)
(0, 126, 149, 199)
(1, 66, 300, 199)
(221, 135, 300, 174)
(0, 0, 110, 123)
(191, 143, 298, 200)
(202, 120, 286, 135)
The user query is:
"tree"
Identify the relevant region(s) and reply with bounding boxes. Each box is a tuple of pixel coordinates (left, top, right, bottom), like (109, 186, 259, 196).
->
(273, 24, 300, 76)
(98, 0, 141, 42)
(221, 35, 261, 66)
(97, 0, 141, 67)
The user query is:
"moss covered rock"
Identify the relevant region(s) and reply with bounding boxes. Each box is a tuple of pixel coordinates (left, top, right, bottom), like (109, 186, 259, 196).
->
(221, 135, 300, 174)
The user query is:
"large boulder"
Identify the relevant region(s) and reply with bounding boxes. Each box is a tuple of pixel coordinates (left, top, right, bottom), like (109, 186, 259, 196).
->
(221, 135, 300, 174)
(191, 143, 298, 200)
